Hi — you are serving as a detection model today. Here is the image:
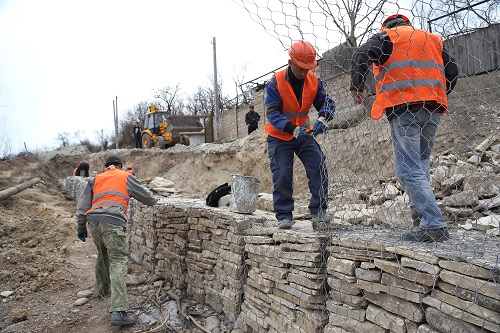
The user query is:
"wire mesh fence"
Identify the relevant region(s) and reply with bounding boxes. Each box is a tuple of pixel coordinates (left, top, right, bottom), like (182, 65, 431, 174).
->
(227, 1, 500, 332)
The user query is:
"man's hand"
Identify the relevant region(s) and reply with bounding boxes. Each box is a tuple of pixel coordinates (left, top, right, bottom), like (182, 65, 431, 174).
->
(351, 90, 367, 104)
(312, 117, 327, 137)
(77, 225, 87, 242)
(293, 126, 312, 143)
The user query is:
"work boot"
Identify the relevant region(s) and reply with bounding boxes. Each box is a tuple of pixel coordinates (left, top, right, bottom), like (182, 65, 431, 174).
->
(111, 311, 135, 326)
(96, 287, 110, 299)
(311, 212, 333, 231)
(277, 219, 293, 229)
(410, 206, 422, 227)
(401, 228, 450, 243)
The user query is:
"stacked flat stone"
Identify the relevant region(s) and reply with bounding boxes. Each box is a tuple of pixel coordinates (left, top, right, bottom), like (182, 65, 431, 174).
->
(324, 237, 397, 333)
(156, 200, 194, 290)
(128, 198, 157, 273)
(129, 197, 263, 323)
(423, 260, 500, 332)
(322, 230, 500, 333)
(241, 220, 330, 333)
(119, 196, 499, 333)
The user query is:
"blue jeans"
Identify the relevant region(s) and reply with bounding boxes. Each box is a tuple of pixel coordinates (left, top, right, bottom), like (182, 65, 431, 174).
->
(267, 136, 328, 221)
(389, 108, 446, 229)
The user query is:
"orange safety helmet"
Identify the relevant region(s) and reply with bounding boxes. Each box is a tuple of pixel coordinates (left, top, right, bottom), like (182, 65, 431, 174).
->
(288, 40, 317, 69)
(382, 14, 411, 29)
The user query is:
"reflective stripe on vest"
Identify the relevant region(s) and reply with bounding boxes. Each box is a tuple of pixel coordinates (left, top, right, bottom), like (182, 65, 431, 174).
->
(371, 26, 448, 120)
(264, 69, 318, 141)
(85, 169, 130, 216)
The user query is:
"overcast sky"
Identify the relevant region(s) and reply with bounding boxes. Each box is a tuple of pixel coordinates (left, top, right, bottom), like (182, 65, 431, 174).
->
(0, 0, 290, 153)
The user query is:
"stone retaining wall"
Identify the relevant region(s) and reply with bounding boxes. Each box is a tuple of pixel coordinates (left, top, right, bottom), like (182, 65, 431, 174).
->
(65, 176, 499, 333)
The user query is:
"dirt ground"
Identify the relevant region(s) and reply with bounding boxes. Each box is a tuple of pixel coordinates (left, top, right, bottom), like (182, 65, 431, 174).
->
(0, 156, 151, 333)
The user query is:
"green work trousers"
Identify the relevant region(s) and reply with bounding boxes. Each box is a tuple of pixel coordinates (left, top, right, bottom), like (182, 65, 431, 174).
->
(88, 221, 129, 312)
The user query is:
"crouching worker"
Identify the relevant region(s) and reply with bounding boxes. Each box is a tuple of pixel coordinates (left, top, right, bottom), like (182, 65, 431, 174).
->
(126, 165, 135, 176)
(73, 160, 90, 177)
(75, 154, 157, 326)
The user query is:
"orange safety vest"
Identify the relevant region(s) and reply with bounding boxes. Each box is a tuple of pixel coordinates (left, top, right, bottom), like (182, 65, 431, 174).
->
(73, 160, 88, 176)
(264, 69, 318, 141)
(85, 169, 131, 216)
(371, 26, 448, 120)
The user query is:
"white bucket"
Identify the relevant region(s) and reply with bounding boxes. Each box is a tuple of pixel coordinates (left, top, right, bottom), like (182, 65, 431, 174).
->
(229, 174, 260, 214)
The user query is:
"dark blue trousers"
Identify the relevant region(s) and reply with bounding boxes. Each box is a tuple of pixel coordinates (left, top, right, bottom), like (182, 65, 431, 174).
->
(267, 136, 329, 221)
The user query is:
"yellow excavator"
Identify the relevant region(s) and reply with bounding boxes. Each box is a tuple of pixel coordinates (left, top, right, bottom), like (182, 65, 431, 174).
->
(141, 105, 191, 149)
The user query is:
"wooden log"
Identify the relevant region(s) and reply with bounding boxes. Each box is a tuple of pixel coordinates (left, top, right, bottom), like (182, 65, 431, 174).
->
(0, 178, 42, 200)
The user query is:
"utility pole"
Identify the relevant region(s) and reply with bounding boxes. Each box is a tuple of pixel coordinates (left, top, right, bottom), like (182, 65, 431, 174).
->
(212, 37, 219, 142)
(113, 96, 119, 149)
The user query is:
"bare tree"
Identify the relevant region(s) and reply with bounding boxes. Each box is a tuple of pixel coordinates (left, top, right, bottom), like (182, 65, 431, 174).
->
(93, 129, 111, 151)
(412, 0, 499, 37)
(152, 84, 184, 115)
(184, 73, 233, 116)
(235, 0, 389, 48)
(231, 63, 254, 108)
(122, 101, 151, 124)
(55, 132, 71, 147)
(313, 0, 387, 47)
(234, 0, 389, 79)
(185, 86, 215, 116)
(0, 118, 12, 160)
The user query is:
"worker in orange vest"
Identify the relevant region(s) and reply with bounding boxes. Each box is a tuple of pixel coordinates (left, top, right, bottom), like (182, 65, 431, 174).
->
(350, 14, 459, 242)
(73, 160, 89, 177)
(125, 165, 135, 176)
(264, 40, 336, 231)
(76, 155, 157, 326)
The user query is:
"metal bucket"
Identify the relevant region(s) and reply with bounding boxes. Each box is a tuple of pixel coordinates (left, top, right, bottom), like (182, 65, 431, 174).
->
(229, 174, 260, 214)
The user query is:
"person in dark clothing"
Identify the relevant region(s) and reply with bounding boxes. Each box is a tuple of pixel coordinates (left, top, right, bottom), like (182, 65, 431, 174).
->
(245, 105, 261, 134)
(132, 121, 142, 148)
(73, 160, 90, 177)
(350, 14, 459, 243)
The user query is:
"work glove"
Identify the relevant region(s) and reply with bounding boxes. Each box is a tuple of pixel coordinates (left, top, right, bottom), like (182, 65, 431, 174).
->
(293, 126, 312, 143)
(77, 225, 88, 242)
(312, 117, 327, 137)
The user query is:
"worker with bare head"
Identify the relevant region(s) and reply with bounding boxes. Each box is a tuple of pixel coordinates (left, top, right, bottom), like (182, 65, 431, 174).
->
(264, 40, 337, 230)
(75, 154, 157, 326)
(133, 120, 142, 149)
(245, 105, 261, 135)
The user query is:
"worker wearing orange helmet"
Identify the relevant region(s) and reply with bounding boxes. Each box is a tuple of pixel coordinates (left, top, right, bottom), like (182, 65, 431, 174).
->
(73, 160, 90, 177)
(350, 14, 459, 242)
(264, 40, 337, 230)
(125, 165, 135, 176)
